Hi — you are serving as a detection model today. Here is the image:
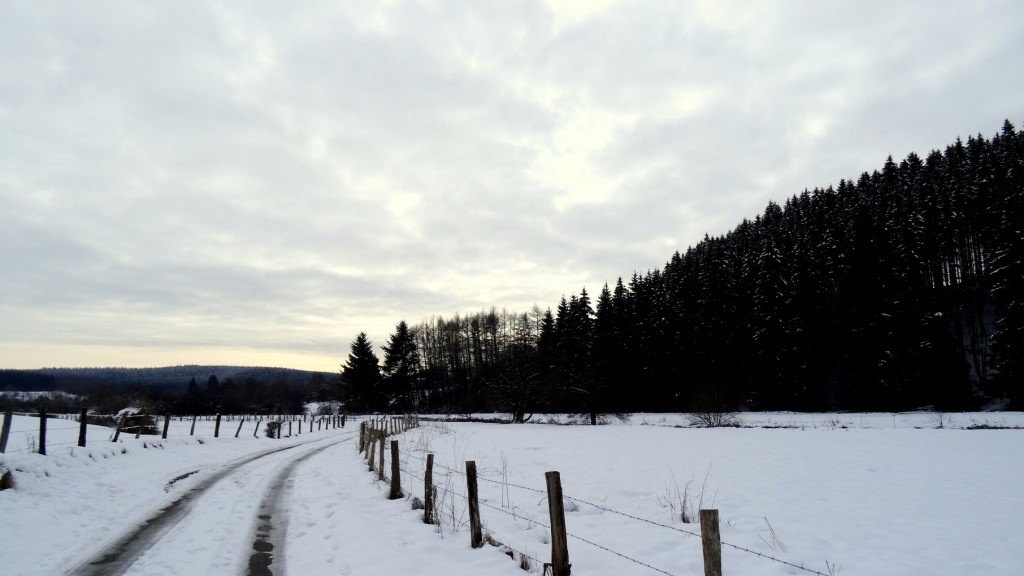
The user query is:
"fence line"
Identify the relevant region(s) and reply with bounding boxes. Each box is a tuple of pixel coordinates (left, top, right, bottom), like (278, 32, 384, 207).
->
(384, 425, 836, 576)
(0, 411, 353, 458)
(377, 433, 682, 576)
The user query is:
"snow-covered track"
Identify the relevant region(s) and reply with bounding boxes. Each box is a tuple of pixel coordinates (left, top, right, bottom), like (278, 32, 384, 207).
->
(65, 433, 353, 576)
(244, 441, 337, 576)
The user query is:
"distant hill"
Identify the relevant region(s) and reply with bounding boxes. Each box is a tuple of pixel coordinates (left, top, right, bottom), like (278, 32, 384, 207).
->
(0, 366, 330, 397)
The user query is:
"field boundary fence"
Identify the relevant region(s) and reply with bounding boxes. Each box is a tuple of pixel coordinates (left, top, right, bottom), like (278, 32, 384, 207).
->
(0, 407, 350, 489)
(360, 418, 835, 576)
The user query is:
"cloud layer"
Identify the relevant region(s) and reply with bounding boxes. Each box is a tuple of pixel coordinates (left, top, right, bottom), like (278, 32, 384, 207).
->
(2, 0, 1022, 371)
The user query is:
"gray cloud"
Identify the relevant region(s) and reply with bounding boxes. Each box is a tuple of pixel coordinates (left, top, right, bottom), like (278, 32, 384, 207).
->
(2, 0, 1022, 371)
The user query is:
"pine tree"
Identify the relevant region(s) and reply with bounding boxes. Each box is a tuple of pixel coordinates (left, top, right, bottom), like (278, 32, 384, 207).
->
(341, 332, 382, 412)
(382, 321, 420, 412)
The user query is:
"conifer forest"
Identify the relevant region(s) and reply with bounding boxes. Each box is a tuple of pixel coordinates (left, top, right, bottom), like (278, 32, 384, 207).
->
(344, 121, 1024, 417)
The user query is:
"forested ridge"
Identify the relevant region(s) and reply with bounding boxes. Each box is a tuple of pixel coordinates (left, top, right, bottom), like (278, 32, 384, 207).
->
(0, 366, 330, 415)
(344, 121, 1024, 417)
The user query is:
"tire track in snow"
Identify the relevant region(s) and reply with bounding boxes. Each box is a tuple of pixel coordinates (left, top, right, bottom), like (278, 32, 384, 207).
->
(66, 434, 351, 576)
(245, 441, 338, 575)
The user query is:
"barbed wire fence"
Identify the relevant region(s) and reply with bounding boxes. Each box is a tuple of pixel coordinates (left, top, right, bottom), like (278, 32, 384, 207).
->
(359, 421, 837, 576)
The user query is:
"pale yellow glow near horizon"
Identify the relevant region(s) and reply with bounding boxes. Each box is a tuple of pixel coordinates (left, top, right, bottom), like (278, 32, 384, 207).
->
(0, 343, 343, 374)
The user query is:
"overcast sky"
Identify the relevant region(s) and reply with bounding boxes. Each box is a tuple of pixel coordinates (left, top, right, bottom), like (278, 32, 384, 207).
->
(2, 0, 1022, 373)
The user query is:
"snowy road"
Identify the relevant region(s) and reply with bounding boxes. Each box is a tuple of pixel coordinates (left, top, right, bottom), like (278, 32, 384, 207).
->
(65, 432, 356, 576)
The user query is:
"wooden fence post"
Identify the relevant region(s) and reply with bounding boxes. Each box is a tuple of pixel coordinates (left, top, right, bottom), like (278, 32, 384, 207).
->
(466, 461, 483, 548)
(0, 408, 12, 453)
(112, 413, 127, 442)
(135, 415, 144, 439)
(545, 471, 570, 576)
(378, 435, 386, 482)
(700, 509, 722, 576)
(162, 413, 171, 440)
(190, 415, 197, 436)
(288, 420, 292, 437)
(424, 453, 435, 524)
(342, 413, 346, 427)
(368, 431, 377, 471)
(214, 414, 222, 438)
(254, 419, 262, 438)
(78, 408, 89, 447)
(359, 421, 366, 453)
(235, 418, 246, 438)
(309, 418, 313, 433)
(389, 440, 402, 499)
(38, 406, 47, 455)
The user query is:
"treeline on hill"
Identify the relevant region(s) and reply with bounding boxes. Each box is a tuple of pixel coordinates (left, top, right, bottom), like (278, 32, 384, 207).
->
(0, 366, 338, 415)
(341, 121, 1024, 418)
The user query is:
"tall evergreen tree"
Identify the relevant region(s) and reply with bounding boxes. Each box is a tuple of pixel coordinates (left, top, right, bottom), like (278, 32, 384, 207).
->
(382, 321, 420, 412)
(341, 332, 382, 412)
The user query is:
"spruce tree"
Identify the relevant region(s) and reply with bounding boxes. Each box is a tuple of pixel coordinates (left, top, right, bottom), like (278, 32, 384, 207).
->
(341, 332, 382, 412)
(382, 321, 420, 412)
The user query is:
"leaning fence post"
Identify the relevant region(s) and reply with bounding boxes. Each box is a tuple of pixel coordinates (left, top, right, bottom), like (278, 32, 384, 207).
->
(0, 408, 12, 453)
(700, 509, 722, 576)
(389, 440, 402, 499)
(424, 453, 435, 524)
(466, 460, 483, 548)
(235, 418, 246, 438)
(162, 413, 171, 440)
(254, 419, 262, 438)
(545, 471, 570, 575)
(79, 408, 89, 447)
(38, 405, 47, 455)
(112, 413, 128, 442)
(214, 413, 222, 438)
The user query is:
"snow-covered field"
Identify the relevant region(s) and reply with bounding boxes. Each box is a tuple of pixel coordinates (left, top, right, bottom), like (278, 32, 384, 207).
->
(1, 412, 1023, 575)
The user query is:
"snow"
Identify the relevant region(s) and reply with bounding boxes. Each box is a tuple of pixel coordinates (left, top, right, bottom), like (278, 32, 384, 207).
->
(1, 412, 1023, 575)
